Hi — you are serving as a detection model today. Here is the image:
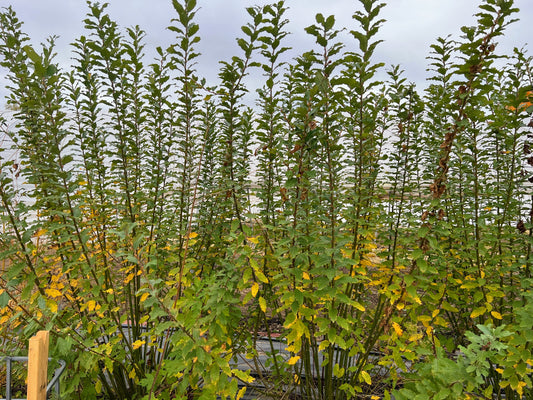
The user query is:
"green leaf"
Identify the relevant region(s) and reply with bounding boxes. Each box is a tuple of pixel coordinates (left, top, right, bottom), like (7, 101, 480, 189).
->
(6, 35, 17, 48)
(417, 258, 428, 273)
(0, 290, 9, 308)
(325, 15, 335, 31)
(23, 45, 41, 64)
(186, 0, 197, 12)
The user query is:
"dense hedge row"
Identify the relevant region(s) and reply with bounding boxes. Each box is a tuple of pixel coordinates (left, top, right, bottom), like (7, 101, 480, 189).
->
(1, 0, 532, 399)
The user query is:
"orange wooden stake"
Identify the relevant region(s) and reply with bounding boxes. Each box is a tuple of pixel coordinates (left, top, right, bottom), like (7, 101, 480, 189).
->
(27, 331, 49, 400)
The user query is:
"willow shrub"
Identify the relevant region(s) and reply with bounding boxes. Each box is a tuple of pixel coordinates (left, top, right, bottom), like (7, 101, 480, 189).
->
(0, 0, 532, 399)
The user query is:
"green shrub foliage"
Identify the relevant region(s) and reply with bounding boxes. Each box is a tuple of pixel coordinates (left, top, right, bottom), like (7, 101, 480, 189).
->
(0, 0, 532, 399)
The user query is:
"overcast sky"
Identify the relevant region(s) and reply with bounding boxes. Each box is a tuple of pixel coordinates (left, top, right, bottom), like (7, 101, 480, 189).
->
(0, 0, 531, 106)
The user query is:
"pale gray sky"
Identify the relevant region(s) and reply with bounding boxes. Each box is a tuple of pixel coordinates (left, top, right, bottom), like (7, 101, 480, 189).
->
(0, 0, 531, 104)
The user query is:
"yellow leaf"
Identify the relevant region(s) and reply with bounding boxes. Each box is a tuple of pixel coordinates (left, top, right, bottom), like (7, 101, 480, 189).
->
(187, 232, 198, 239)
(35, 228, 47, 238)
(432, 309, 440, 318)
(392, 321, 403, 337)
(302, 272, 310, 280)
(285, 344, 297, 353)
(249, 258, 269, 283)
(47, 299, 58, 313)
(95, 379, 102, 394)
(236, 387, 247, 400)
(124, 273, 135, 284)
(408, 333, 423, 342)
(45, 288, 62, 298)
(470, 307, 486, 319)
(287, 356, 300, 365)
(360, 370, 372, 385)
(333, 364, 345, 378)
(318, 340, 330, 352)
(434, 316, 449, 327)
(232, 369, 255, 383)
(251, 282, 259, 298)
(87, 300, 96, 312)
(255, 270, 269, 284)
(139, 292, 149, 303)
(247, 236, 259, 244)
(491, 311, 502, 320)
(258, 296, 267, 313)
(411, 294, 422, 305)
(132, 340, 145, 350)
(517, 381, 527, 396)
(353, 302, 365, 312)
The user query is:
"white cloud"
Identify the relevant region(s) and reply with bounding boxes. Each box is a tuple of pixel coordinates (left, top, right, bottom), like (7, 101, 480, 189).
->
(0, 0, 531, 104)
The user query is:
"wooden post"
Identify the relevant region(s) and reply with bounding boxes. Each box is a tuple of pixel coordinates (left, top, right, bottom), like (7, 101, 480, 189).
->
(27, 330, 49, 400)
